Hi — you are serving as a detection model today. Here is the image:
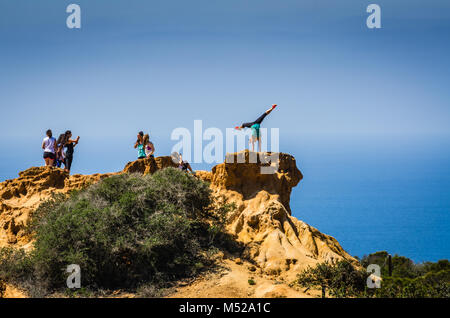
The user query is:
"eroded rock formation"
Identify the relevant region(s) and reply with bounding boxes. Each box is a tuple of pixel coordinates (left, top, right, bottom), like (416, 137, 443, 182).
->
(195, 151, 355, 279)
(0, 167, 116, 248)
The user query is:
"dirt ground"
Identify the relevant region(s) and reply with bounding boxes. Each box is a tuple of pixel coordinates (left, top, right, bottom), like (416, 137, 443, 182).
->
(167, 258, 320, 298)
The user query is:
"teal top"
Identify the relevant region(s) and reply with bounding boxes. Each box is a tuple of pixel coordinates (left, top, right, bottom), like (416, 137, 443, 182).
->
(251, 123, 261, 138)
(137, 144, 146, 158)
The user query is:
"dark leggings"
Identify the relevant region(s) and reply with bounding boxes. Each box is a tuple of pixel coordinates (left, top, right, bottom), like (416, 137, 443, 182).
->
(65, 155, 73, 171)
(242, 111, 268, 128)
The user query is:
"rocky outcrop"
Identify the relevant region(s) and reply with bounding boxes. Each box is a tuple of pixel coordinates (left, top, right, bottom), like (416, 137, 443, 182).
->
(122, 156, 178, 175)
(0, 167, 116, 248)
(194, 150, 356, 279)
(199, 151, 302, 214)
(0, 152, 355, 280)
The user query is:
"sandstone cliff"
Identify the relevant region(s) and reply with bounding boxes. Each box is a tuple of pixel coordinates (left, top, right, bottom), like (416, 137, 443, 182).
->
(0, 167, 116, 248)
(0, 151, 355, 286)
(195, 151, 355, 280)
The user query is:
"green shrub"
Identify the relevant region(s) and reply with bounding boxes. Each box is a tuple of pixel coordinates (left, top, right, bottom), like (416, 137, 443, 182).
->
(375, 276, 450, 298)
(295, 260, 369, 298)
(0, 247, 33, 283)
(361, 252, 450, 298)
(1, 168, 237, 296)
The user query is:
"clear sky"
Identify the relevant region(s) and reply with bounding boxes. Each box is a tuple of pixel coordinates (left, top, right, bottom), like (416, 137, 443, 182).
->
(1, 0, 450, 174)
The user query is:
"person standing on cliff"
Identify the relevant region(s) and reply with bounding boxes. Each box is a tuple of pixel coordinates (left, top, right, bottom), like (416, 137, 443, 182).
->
(55, 133, 66, 168)
(62, 130, 80, 174)
(134, 131, 146, 159)
(235, 104, 277, 152)
(42, 129, 56, 167)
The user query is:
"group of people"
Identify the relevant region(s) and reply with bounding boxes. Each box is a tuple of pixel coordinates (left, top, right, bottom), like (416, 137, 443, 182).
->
(42, 129, 80, 173)
(41, 105, 278, 175)
(134, 131, 155, 159)
(133, 131, 194, 174)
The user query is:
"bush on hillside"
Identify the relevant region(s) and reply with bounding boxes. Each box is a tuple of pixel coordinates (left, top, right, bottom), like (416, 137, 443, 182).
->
(0, 168, 237, 296)
(361, 252, 450, 298)
(295, 259, 369, 298)
(297, 253, 450, 298)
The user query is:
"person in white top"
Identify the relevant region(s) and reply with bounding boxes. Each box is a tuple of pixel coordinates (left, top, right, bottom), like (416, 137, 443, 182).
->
(42, 129, 56, 167)
(143, 133, 155, 159)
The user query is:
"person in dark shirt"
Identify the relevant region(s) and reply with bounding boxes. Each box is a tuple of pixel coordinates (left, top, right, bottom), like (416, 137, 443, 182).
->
(62, 130, 80, 173)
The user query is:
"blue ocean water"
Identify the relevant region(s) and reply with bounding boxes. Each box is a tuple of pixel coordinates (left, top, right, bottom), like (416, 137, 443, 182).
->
(287, 135, 450, 263)
(1, 134, 449, 262)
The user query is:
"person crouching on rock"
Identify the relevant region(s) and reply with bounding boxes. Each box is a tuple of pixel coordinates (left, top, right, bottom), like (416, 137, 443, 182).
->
(134, 131, 146, 159)
(175, 152, 195, 174)
(235, 104, 277, 152)
(62, 130, 80, 174)
(42, 129, 57, 167)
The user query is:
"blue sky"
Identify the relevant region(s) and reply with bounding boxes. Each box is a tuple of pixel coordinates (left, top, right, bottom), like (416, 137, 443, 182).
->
(1, 0, 450, 175)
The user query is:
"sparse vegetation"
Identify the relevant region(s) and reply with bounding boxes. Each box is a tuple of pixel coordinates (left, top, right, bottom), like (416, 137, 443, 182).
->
(0, 168, 238, 297)
(361, 252, 450, 298)
(295, 259, 368, 298)
(295, 254, 450, 298)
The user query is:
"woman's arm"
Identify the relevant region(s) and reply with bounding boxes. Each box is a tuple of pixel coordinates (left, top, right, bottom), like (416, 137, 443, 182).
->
(69, 136, 80, 147)
(135, 134, 143, 148)
(42, 141, 45, 150)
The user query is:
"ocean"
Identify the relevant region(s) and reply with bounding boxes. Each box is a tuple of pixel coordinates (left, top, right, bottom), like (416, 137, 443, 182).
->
(1, 134, 449, 263)
(287, 134, 450, 263)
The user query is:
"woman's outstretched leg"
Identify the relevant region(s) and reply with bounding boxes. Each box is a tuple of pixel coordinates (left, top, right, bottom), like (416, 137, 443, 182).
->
(253, 104, 277, 125)
(252, 104, 276, 152)
(256, 104, 276, 125)
(236, 104, 277, 129)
